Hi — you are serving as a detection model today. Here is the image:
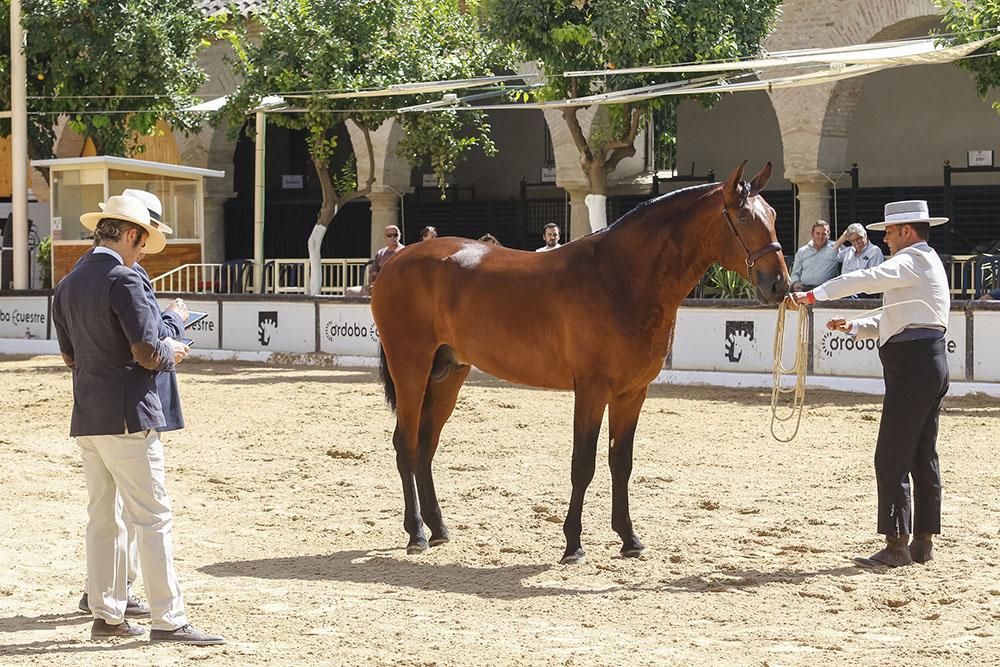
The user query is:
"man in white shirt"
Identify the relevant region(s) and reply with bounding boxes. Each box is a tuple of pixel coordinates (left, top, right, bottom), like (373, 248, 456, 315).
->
(786, 200, 950, 568)
(535, 223, 561, 252)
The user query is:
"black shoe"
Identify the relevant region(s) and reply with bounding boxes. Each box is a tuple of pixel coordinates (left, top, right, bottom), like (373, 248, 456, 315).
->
(79, 592, 151, 618)
(91, 618, 146, 639)
(149, 624, 225, 645)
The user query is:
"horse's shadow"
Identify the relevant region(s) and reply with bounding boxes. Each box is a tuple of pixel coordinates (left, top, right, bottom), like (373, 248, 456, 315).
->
(200, 550, 866, 600)
(199, 549, 600, 600)
(0, 611, 91, 634)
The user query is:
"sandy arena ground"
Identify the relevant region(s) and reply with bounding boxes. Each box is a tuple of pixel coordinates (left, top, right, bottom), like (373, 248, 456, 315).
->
(0, 354, 998, 666)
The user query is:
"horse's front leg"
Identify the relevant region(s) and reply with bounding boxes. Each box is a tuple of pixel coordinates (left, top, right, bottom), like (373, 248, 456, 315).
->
(608, 389, 647, 557)
(561, 389, 607, 564)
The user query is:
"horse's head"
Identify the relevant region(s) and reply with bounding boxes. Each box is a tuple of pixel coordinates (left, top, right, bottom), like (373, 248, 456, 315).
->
(717, 161, 789, 305)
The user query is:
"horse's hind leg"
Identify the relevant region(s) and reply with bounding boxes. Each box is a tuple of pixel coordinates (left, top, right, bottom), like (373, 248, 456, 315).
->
(387, 349, 437, 555)
(562, 388, 608, 565)
(416, 352, 470, 547)
(608, 388, 647, 557)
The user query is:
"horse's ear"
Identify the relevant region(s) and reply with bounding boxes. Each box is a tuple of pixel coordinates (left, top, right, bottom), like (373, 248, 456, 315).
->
(723, 161, 747, 206)
(748, 162, 773, 197)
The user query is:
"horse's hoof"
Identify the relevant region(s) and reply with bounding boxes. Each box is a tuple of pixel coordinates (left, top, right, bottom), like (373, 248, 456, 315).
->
(620, 538, 645, 558)
(560, 549, 586, 565)
(429, 535, 450, 547)
(406, 540, 429, 555)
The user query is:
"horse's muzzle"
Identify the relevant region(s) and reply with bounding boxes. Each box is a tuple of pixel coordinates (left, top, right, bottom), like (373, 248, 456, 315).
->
(756, 271, 789, 305)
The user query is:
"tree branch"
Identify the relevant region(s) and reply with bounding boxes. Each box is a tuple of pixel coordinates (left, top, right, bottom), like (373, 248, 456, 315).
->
(340, 121, 377, 205)
(561, 107, 593, 169)
(602, 106, 642, 173)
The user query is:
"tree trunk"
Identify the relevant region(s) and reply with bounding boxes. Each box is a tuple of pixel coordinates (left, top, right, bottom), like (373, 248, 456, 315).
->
(309, 157, 340, 295)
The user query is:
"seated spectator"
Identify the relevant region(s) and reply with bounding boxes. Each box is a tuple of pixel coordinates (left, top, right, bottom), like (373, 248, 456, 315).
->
(345, 225, 404, 297)
(420, 226, 437, 241)
(834, 223, 885, 274)
(789, 220, 840, 290)
(478, 233, 502, 246)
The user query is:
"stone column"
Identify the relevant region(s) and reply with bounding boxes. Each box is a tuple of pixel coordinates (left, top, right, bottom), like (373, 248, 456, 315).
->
(564, 185, 592, 241)
(367, 192, 399, 256)
(789, 175, 831, 247)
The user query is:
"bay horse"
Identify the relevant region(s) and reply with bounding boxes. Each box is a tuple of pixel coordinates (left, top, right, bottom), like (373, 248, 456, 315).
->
(370, 162, 789, 563)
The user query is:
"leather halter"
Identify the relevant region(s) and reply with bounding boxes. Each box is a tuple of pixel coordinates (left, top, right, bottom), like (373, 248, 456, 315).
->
(722, 187, 783, 282)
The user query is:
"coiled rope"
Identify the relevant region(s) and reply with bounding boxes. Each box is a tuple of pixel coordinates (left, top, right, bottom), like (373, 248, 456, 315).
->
(770, 300, 809, 442)
(770, 298, 939, 442)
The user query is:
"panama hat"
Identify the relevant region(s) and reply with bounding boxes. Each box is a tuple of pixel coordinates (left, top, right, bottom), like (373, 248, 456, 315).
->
(80, 194, 168, 254)
(866, 200, 948, 231)
(120, 189, 174, 235)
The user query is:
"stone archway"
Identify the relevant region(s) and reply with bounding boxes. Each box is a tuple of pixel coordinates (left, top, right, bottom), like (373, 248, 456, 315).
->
(767, 0, 943, 244)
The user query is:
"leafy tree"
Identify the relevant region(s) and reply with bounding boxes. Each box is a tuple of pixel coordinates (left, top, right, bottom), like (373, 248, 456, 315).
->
(486, 0, 781, 228)
(935, 0, 1000, 111)
(0, 0, 216, 158)
(222, 0, 514, 294)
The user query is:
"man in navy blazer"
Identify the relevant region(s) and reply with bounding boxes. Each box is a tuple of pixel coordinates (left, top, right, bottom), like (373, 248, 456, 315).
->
(53, 194, 223, 645)
(75, 252, 189, 618)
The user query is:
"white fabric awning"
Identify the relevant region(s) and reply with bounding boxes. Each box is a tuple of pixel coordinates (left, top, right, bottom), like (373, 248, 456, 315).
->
(404, 34, 999, 111)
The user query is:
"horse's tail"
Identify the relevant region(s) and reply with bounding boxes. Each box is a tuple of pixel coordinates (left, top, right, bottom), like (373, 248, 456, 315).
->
(378, 344, 397, 413)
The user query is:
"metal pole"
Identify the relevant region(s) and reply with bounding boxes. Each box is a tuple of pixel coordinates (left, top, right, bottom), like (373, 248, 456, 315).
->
(253, 110, 266, 293)
(943, 161, 952, 257)
(11, 0, 29, 289)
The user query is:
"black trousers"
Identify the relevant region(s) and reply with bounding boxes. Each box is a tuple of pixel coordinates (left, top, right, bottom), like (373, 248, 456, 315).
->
(875, 338, 949, 536)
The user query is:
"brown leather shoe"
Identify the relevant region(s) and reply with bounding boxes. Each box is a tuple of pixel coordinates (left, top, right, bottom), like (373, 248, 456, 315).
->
(910, 533, 934, 564)
(149, 624, 225, 645)
(853, 535, 913, 568)
(91, 619, 146, 639)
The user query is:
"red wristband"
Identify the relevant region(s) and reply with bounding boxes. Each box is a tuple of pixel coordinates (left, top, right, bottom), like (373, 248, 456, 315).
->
(806, 291, 816, 304)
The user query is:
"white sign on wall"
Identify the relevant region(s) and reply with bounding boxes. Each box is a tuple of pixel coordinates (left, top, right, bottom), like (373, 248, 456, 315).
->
(221, 302, 316, 352)
(672, 307, 799, 373)
(282, 174, 304, 189)
(812, 308, 965, 378)
(973, 311, 1000, 381)
(0, 297, 48, 340)
(540, 167, 557, 183)
(318, 303, 379, 356)
(156, 299, 220, 350)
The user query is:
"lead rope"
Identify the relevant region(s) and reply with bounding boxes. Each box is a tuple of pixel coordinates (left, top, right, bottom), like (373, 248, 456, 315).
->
(770, 300, 809, 442)
(770, 298, 939, 442)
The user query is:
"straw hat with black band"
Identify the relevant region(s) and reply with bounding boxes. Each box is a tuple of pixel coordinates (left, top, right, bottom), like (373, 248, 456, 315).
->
(80, 194, 170, 254)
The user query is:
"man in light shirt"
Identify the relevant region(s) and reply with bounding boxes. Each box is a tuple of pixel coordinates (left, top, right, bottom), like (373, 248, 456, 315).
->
(835, 223, 885, 274)
(789, 221, 841, 291)
(786, 200, 950, 568)
(535, 223, 561, 252)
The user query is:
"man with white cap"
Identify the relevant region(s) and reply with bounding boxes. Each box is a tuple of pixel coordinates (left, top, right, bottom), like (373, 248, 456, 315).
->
(785, 200, 950, 568)
(52, 194, 224, 643)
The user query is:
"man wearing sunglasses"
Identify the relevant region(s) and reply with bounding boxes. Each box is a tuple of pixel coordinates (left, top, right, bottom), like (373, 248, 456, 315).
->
(348, 225, 405, 297)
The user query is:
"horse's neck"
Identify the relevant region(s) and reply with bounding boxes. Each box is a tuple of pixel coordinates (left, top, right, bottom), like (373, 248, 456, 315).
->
(601, 187, 722, 311)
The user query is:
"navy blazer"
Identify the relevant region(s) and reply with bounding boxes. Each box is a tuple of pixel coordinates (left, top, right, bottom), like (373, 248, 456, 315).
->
(52, 251, 175, 436)
(134, 263, 185, 432)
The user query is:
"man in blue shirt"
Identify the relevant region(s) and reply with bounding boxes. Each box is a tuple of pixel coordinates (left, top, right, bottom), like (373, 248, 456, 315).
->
(789, 221, 841, 291)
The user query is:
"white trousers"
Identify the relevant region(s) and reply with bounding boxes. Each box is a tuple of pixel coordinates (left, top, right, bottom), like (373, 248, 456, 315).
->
(77, 430, 187, 630)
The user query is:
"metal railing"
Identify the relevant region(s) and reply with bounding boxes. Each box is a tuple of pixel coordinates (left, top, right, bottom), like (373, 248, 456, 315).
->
(151, 262, 253, 294)
(151, 258, 370, 295)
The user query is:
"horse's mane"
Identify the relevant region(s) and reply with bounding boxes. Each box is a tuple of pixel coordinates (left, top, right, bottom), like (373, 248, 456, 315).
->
(605, 181, 721, 233)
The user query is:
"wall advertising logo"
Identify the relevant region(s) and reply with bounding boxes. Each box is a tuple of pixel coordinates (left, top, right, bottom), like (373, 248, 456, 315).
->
(724, 320, 754, 363)
(258, 311, 278, 346)
(818, 329, 878, 360)
(323, 318, 379, 343)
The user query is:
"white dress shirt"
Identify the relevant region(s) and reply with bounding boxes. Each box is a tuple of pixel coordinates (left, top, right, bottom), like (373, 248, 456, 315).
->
(813, 242, 950, 345)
